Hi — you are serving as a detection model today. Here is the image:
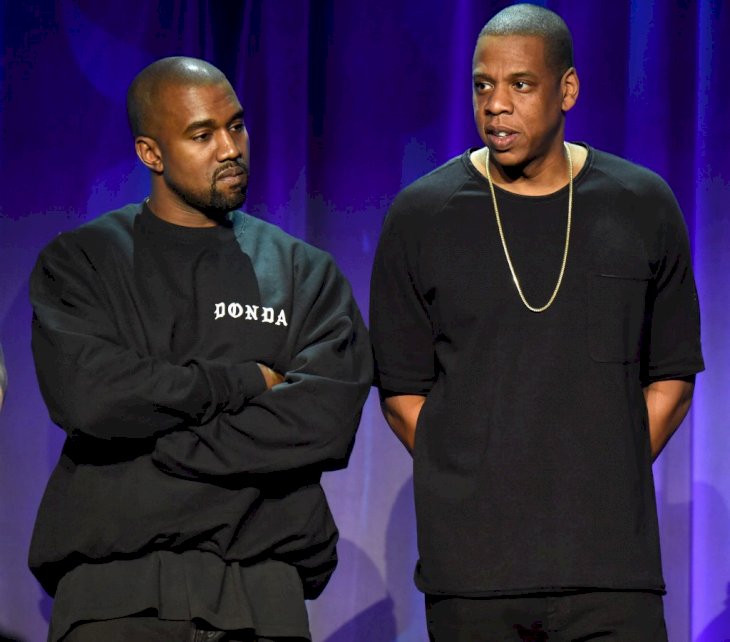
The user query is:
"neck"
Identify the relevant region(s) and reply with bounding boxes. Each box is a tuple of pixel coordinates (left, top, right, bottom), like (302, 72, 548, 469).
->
(146, 192, 222, 228)
(473, 140, 579, 197)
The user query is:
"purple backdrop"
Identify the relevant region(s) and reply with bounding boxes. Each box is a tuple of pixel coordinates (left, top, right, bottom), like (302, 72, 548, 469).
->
(1, 1, 728, 641)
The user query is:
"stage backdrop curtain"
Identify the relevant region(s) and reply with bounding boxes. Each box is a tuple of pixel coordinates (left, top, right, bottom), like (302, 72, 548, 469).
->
(1, 2, 728, 640)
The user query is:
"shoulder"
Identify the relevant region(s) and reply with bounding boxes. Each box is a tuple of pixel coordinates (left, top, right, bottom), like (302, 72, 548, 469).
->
(584, 148, 690, 256)
(232, 211, 341, 277)
(40, 203, 141, 259)
(587, 147, 677, 205)
(31, 204, 142, 296)
(387, 153, 473, 228)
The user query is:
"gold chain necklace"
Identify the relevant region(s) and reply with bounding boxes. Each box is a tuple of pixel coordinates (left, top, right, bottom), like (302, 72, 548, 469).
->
(485, 142, 573, 313)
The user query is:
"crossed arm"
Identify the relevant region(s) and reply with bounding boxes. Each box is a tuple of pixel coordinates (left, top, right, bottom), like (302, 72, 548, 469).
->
(31, 236, 372, 477)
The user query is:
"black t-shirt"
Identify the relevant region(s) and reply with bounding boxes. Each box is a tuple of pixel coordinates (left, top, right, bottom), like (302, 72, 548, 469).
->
(370, 146, 704, 596)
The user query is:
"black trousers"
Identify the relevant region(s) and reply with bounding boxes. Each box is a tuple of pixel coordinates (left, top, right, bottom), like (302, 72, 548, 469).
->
(62, 617, 308, 642)
(425, 590, 668, 642)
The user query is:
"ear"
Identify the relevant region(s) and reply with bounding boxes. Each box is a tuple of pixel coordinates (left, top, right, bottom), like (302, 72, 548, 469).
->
(135, 136, 163, 173)
(560, 67, 580, 113)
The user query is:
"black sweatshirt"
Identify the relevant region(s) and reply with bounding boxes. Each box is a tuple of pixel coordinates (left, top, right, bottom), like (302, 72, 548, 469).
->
(29, 203, 372, 608)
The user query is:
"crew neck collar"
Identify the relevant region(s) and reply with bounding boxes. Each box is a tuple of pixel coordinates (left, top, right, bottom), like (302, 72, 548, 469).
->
(139, 200, 234, 244)
(463, 143, 594, 202)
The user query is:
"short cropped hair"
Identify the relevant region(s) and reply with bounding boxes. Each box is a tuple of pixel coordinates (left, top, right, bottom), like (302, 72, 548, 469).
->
(126, 56, 228, 138)
(479, 3, 574, 75)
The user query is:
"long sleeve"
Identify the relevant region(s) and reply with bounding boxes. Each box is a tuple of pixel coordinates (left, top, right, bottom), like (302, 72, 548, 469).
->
(31, 230, 265, 440)
(152, 251, 373, 477)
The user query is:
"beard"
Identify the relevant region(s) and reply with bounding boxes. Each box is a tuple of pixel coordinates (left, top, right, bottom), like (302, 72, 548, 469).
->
(167, 161, 249, 217)
(208, 181, 247, 212)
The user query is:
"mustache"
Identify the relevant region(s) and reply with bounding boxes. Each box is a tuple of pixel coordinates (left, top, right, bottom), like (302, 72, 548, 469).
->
(213, 160, 249, 180)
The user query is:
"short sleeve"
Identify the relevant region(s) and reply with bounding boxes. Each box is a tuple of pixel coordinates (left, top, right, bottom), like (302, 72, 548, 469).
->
(643, 187, 704, 383)
(369, 201, 436, 395)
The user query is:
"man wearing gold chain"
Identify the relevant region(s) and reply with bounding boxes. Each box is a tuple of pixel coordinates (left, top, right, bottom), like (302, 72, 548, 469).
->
(370, 4, 703, 640)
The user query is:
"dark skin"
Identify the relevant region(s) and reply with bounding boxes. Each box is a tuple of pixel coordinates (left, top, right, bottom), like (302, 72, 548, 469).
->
(383, 34, 694, 459)
(134, 75, 283, 388)
(134, 80, 250, 227)
(470, 34, 583, 194)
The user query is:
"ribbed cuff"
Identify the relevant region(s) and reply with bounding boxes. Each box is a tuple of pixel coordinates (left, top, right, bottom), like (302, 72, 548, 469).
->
(227, 361, 267, 413)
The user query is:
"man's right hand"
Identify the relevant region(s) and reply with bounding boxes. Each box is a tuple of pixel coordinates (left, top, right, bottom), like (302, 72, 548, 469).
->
(258, 363, 285, 390)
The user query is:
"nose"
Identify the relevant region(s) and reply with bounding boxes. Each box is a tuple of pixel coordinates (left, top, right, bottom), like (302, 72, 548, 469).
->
(485, 83, 512, 115)
(216, 128, 245, 162)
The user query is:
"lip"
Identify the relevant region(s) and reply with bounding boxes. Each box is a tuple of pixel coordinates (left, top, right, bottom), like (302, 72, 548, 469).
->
(216, 166, 245, 181)
(486, 126, 519, 151)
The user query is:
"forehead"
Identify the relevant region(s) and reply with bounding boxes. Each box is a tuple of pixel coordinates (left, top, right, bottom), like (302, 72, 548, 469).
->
(473, 34, 550, 75)
(156, 81, 242, 131)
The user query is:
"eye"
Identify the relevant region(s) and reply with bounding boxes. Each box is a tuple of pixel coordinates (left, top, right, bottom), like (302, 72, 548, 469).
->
(230, 122, 245, 133)
(514, 81, 531, 91)
(192, 132, 211, 142)
(473, 80, 492, 93)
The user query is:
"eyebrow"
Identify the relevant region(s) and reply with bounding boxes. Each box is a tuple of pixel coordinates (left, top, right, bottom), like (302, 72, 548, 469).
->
(183, 119, 216, 135)
(472, 70, 539, 81)
(183, 109, 245, 135)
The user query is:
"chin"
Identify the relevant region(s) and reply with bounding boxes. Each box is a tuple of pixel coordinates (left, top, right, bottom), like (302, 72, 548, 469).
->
(489, 148, 523, 165)
(208, 190, 246, 213)
(229, 193, 246, 210)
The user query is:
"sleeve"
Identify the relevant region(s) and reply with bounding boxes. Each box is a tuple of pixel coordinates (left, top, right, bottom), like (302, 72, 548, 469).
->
(151, 253, 373, 477)
(642, 183, 705, 384)
(369, 198, 436, 395)
(30, 234, 266, 440)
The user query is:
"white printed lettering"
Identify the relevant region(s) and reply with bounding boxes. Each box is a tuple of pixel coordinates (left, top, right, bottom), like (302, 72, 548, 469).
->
(213, 300, 287, 328)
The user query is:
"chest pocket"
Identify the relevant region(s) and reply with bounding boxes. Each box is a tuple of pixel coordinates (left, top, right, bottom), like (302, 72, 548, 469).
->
(586, 272, 650, 363)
